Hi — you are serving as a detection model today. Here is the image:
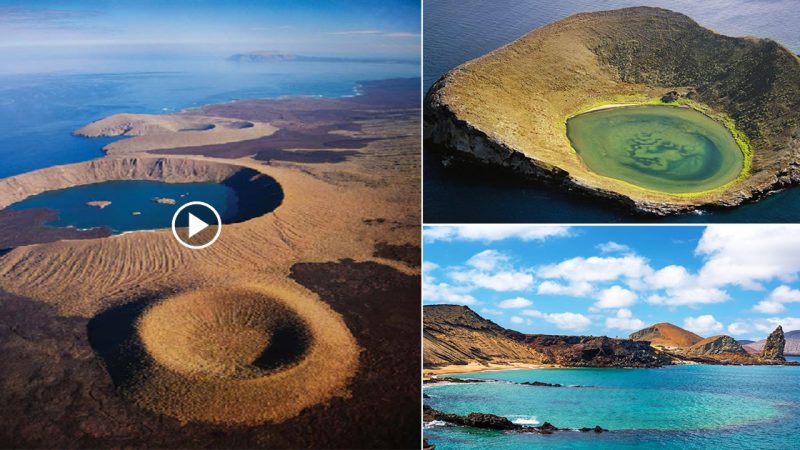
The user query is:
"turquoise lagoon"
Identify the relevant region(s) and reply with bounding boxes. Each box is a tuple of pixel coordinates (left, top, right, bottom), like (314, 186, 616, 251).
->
(424, 365, 800, 449)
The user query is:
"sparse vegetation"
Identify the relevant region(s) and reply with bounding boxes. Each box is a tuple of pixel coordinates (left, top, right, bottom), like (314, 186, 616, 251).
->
(426, 6, 800, 213)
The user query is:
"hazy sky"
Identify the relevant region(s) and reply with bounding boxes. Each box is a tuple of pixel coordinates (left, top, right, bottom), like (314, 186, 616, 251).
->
(0, 0, 420, 57)
(424, 225, 800, 341)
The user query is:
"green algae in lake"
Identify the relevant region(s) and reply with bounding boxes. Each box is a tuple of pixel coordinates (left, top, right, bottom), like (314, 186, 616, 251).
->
(566, 105, 744, 193)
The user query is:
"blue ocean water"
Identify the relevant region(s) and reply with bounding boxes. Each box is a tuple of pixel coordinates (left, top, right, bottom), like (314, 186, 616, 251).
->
(0, 56, 419, 179)
(7, 180, 237, 234)
(423, 0, 800, 223)
(424, 366, 800, 449)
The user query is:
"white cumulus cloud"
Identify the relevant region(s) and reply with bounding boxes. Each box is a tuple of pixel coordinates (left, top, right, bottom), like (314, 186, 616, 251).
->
(647, 287, 730, 306)
(538, 255, 651, 283)
(536, 280, 594, 297)
(605, 308, 645, 331)
(696, 225, 800, 290)
(423, 281, 477, 305)
(596, 241, 631, 253)
(594, 285, 637, 309)
(727, 317, 800, 336)
(466, 249, 509, 271)
(754, 285, 800, 313)
(498, 297, 533, 309)
(522, 309, 591, 331)
(450, 270, 534, 292)
(424, 225, 571, 243)
(683, 315, 723, 336)
(644, 265, 693, 290)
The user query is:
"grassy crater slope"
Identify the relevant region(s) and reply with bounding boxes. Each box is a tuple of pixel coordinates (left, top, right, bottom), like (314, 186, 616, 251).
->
(425, 7, 800, 215)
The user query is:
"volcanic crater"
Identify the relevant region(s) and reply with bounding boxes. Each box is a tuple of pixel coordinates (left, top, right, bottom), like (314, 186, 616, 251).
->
(425, 7, 800, 215)
(89, 286, 360, 425)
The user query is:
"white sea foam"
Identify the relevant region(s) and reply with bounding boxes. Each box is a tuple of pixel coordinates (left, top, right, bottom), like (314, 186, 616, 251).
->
(510, 416, 540, 426)
(423, 420, 447, 429)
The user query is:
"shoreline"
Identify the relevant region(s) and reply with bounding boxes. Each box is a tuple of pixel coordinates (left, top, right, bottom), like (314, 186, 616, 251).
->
(424, 356, 800, 379)
(584, 102, 638, 112)
(424, 362, 559, 378)
(1, 76, 415, 183)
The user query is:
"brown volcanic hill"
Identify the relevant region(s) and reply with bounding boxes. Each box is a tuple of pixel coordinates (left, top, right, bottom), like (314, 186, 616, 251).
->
(687, 335, 746, 355)
(745, 329, 800, 355)
(423, 305, 547, 368)
(629, 322, 703, 348)
(424, 305, 669, 369)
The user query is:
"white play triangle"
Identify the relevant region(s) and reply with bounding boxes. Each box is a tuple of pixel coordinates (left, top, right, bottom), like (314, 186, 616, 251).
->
(187, 213, 209, 238)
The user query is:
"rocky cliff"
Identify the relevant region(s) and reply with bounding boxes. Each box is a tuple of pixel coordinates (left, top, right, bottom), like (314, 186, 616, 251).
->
(745, 329, 800, 355)
(521, 334, 671, 368)
(425, 7, 800, 215)
(686, 335, 747, 355)
(0, 157, 242, 209)
(423, 305, 668, 369)
(629, 322, 703, 348)
(423, 305, 548, 368)
(761, 326, 786, 361)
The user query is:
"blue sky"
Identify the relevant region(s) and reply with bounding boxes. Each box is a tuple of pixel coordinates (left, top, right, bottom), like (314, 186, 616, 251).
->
(0, 1, 420, 57)
(424, 225, 800, 341)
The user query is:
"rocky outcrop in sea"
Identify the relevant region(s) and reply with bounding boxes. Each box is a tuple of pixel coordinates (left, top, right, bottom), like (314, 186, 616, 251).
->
(423, 406, 608, 434)
(762, 326, 786, 361)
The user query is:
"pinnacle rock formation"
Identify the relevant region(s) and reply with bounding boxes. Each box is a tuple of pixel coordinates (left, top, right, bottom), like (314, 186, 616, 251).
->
(762, 326, 786, 361)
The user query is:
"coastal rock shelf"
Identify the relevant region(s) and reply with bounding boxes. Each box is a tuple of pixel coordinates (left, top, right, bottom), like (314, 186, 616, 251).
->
(424, 7, 800, 215)
(74, 113, 277, 155)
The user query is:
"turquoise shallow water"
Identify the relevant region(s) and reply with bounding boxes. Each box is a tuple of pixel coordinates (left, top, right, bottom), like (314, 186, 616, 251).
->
(424, 365, 800, 449)
(8, 180, 237, 234)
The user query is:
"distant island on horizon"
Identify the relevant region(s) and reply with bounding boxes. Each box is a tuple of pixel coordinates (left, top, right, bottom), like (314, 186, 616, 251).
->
(228, 50, 418, 65)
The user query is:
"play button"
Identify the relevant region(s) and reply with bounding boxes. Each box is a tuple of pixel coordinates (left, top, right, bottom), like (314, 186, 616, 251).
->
(187, 213, 208, 238)
(172, 201, 221, 249)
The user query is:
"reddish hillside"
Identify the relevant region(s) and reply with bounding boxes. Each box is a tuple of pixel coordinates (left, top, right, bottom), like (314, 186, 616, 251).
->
(629, 322, 703, 348)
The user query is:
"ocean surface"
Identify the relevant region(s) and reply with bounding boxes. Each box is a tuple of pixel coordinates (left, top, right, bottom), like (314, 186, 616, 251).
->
(0, 56, 419, 179)
(423, 0, 800, 223)
(424, 365, 800, 449)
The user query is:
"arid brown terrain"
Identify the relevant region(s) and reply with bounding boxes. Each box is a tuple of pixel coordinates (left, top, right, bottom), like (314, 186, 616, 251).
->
(0, 78, 420, 448)
(423, 305, 793, 376)
(423, 305, 671, 375)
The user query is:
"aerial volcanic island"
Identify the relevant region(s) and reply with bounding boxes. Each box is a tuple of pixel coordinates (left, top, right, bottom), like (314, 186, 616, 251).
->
(425, 7, 800, 215)
(0, 79, 420, 448)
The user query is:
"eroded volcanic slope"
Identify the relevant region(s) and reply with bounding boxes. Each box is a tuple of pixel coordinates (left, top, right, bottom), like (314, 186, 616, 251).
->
(424, 305, 670, 370)
(629, 322, 792, 365)
(629, 322, 703, 348)
(425, 7, 800, 215)
(0, 79, 421, 448)
(424, 304, 548, 367)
